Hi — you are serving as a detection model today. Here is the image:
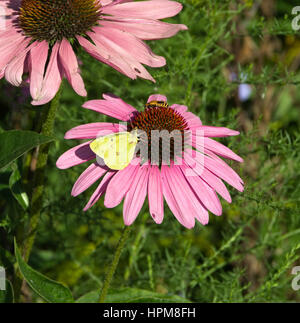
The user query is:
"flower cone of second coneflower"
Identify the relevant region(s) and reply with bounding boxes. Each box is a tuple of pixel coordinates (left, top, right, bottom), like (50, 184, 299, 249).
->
(56, 94, 244, 229)
(0, 0, 187, 105)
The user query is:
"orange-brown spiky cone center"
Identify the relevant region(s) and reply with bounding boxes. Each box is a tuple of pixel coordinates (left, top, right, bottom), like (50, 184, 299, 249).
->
(19, 0, 101, 43)
(128, 103, 189, 165)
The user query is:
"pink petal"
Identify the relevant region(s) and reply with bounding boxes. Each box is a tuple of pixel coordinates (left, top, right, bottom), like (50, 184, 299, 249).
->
(4, 42, 36, 86)
(179, 164, 222, 216)
(100, 17, 187, 40)
(185, 149, 244, 192)
(58, 38, 87, 97)
(83, 172, 115, 211)
(101, 0, 114, 5)
(71, 162, 108, 197)
(147, 94, 167, 103)
(181, 155, 232, 203)
(101, 1, 184, 19)
(192, 136, 243, 162)
(193, 126, 240, 137)
(82, 94, 136, 121)
(31, 42, 62, 106)
(148, 165, 164, 224)
(28, 41, 49, 100)
(0, 24, 25, 46)
(161, 165, 197, 228)
(182, 111, 202, 127)
(172, 164, 209, 225)
(65, 123, 126, 140)
(123, 165, 149, 225)
(87, 29, 155, 82)
(77, 34, 136, 78)
(56, 141, 95, 169)
(204, 150, 244, 185)
(0, 36, 29, 72)
(0, 29, 24, 49)
(93, 26, 166, 67)
(170, 104, 188, 113)
(102, 0, 134, 6)
(105, 162, 140, 208)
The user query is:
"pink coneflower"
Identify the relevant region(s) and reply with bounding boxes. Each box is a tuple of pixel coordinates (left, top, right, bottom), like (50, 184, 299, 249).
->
(56, 94, 244, 229)
(0, 0, 187, 105)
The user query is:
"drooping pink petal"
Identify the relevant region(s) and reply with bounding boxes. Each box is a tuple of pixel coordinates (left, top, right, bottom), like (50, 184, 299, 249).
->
(123, 164, 149, 225)
(31, 42, 62, 106)
(56, 141, 95, 169)
(64, 123, 126, 140)
(172, 164, 209, 225)
(179, 164, 222, 216)
(147, 94, 167, 103)
(192, 136, 243, 162)
(204, 150, 244, 186)
(180, 155, 232, 203)
(104, 161, 139, 208)
(82, 94, 136, 121)
(77, 34, 137, 79)
(100, 18, 187, 40)
(184, 149, 244, 192)
(161, 165, 196, 228)
(0, 36, 29, 73)
(87, 29, 155, 82)
(71, 162, 108, 197)
(0, 27, 25, 48)
(58, 38, 87, 97)
(4, 41, 36, 86)
(101, 1, 184, 20)
(83, 171, 115, 211)
(28, 41, 49, 100)
(148, 165, 164, 224)
(93, 26, 166, 67)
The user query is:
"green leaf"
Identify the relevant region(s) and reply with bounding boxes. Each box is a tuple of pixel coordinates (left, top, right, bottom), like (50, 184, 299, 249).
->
(9, 165, 29, 211)
(0, 130, 54, 170)
(76, 290, 100, 303)
(14, 239, 74, 303)
(0, 280, 14, 303)
(76, 288, 191, 303)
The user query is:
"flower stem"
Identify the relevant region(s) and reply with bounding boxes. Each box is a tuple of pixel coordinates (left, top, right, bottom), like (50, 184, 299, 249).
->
(99, 226, 132, 303)
(23, 88, 62, 262)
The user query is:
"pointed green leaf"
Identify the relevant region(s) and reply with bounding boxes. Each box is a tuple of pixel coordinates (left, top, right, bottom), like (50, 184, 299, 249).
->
(0, 130, 54, 170)
(14, 239, 74, 303)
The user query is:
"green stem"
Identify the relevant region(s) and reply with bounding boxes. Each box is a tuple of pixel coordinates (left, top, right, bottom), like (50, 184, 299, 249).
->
(23, 88, 62, 262)
(14, 89, 61, 302)
(99, 226, 132, 303)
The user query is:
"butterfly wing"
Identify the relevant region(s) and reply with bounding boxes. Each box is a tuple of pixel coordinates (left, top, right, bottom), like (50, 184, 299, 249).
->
(90, 132, 138, 170)
(89, 134, 113, 159)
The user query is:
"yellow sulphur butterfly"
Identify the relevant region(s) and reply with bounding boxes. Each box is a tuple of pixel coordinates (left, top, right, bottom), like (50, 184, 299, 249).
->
(90, 130, 138, 170)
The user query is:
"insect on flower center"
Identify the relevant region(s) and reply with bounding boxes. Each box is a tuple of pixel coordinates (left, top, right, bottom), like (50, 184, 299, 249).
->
(19, 0, 101, 43)
(128, 101, 189, 164)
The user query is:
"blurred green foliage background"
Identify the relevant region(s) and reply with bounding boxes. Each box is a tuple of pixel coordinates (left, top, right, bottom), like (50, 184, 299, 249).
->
(0, 0, 300, 302)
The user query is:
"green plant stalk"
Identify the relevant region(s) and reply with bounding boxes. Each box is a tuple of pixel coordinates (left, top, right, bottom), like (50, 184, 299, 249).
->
(23, 88, 62, 262)
(13, 90, 61, 302)
(99, 226, 132, 303)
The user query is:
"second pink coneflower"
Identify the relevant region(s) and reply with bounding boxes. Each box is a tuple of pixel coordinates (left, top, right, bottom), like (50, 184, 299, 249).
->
(0, 0, 187, 105)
